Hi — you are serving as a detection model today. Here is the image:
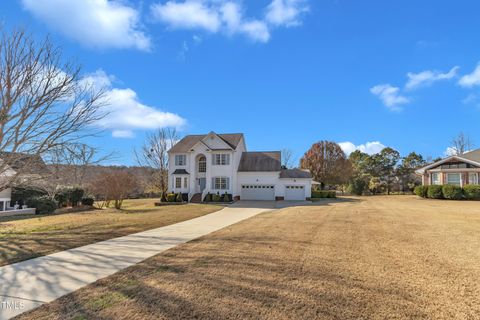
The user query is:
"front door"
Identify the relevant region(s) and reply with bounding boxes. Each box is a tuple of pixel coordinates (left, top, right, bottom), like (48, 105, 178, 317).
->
(199, 178, 206, 192)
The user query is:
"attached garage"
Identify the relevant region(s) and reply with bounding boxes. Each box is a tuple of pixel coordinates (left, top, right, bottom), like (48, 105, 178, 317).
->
(285, 185, 306, 201)
(241, 185, 275, 201)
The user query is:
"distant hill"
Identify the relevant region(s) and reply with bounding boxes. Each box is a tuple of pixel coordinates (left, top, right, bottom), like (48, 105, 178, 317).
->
(46, 164, 160, 197)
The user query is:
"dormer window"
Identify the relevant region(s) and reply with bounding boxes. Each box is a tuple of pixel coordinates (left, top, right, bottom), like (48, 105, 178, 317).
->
(213, 154, 230, 165)
(175, 155, 186, 166)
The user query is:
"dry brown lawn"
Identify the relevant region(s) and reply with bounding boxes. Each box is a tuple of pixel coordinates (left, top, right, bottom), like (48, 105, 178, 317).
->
(15, 196, 480, 320)
(0, 199, 221, 267)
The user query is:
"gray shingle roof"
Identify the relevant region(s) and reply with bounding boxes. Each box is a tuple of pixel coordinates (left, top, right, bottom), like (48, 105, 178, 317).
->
(0, 152, 49, 175)
(461, 149, 480, 163)
(238, 152, 281, 172)
(280, 168, 312, 179)
(172, 169, 189, 175)
(169, 133, 244, 153)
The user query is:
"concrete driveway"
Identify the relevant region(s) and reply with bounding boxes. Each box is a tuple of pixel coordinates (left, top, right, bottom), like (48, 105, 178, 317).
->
(0, 201, 308, 320)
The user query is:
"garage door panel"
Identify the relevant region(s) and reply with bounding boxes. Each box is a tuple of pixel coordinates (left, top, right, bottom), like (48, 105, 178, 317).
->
(241, 185, 275, 200)
(285, 185, 305, 201)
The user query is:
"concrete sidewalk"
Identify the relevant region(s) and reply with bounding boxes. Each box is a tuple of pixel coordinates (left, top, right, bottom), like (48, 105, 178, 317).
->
(0, 203, 278, 320)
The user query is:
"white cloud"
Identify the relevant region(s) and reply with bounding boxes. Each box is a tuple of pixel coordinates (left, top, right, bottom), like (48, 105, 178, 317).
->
(370, 84, 410, 111)
(83, 70, 186, 138)
(339, 141, 386, 156)
(150, 0, 307, 43)
(459, 63, 480, 88)
(112, 130, 135, 138)
(21, 0, 151, 51)
(406, 66, 459, 90)
(265, 0, 309, 27)
(151, 1, 221, 32)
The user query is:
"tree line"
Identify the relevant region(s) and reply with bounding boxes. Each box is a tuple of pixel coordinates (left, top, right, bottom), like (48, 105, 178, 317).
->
(300, 141, 426, 195)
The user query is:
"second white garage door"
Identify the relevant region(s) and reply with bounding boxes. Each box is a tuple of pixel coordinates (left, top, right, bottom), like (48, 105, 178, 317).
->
(241, 185, 275, 201)
(285, 185, 305, 201)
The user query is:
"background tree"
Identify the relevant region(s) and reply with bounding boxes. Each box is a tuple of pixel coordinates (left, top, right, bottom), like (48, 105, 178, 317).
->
(135, 128, 178, 201)
(450, 132, 474, 155)
(374, 147, 401, 195)
(91, 171, 137, 209)
(347, 150, 371, 195)
(42, 143, 114, 197)
(0, 28, 105, 188)
(396, 152, 425, 193)
(300, 141, 352, 189)
(281, 148, 295, 169)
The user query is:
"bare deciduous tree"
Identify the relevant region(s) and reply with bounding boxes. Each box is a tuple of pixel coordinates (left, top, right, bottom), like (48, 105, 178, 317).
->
(42, 143, 115, 196)
(281, 148, 295, 168)
(91, 171, 137, 209)
(0, 28, 106, 188)
(450, 132, 474, 155)
(135, 128, 178, 200)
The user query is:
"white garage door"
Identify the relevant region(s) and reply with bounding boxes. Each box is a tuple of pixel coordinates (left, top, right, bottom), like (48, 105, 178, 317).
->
(285, 185, 305, 201)
(241, 185, 275, 201)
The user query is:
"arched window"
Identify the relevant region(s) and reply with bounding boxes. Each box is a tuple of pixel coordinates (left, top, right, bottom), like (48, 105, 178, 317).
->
(198, 156, 206, 173)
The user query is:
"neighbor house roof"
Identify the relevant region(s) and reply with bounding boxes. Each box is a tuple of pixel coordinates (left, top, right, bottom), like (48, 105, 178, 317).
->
(0, 152, 49, 175)
(461, 149, 480, 163)
(416, 148, 480, 174)
(172, 169, 189, 175)
(168, 133, 244, 153)
(238, 152, 281, 172)
(280, 168, 312, 179)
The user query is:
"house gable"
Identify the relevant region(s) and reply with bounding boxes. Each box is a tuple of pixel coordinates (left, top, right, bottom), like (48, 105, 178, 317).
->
(201, 132, 233, 150)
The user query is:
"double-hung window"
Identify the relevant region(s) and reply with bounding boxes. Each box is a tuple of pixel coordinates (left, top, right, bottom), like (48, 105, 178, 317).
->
(183, 177, 188, 188)
(469, 173, 479, 185)
(212, 177, 229, 190)
(175, 177, 182, 188)
(431, 173, 440, 185)
(175, 155, 186, 166)
(213, 154, 230, 166)
(446, 173, 461, 186)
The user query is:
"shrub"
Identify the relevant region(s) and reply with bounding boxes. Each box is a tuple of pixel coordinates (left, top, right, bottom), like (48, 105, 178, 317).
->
(414, 185, 428, 198)
(11, 187, 47, 206)
(176, 193, 183, 203)
(166, 193, 177, 202)
(81, 196, 95, 206)
(212, 193, 222, 202)
(223, 192, 231, 203)
(442, 185, 463, 200)
(311, 190, 336, 198)
(54, 190, 69, 207)
(347, 178, 367, 196)
(427, 185, 443, 199)
(463, 185, 480, 200)
(70, 187, 85, 206)
(26, 196, 57, 215)
(204, 193, 212, 202)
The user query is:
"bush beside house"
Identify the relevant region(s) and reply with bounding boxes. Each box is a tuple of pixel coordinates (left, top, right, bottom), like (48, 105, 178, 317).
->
(26, 196, 57, 215)
(414, 185, 480, 200)
(311, 190, 337, 199)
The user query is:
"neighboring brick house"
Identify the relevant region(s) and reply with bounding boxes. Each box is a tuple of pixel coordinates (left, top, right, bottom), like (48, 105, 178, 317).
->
(416, 149, 480, 187)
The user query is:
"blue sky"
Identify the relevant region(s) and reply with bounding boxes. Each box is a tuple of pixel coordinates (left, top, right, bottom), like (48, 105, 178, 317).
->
(1, 0, 480, 165)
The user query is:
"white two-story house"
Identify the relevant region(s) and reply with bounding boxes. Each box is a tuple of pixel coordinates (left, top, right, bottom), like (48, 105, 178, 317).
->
(168, 132, 312, 202)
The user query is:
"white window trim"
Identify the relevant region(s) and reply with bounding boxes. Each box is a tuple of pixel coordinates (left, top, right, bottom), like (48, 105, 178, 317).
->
(212, 154, 230, 166)
(468, 172, 479, 185)
(446, 173, 461, 186)
(175, 177, 182, 188)
(175, 154, 187, 166)
(212, 177, 230, 190)
(183, 177, 188, 188)
(431, 173, 440, 185)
